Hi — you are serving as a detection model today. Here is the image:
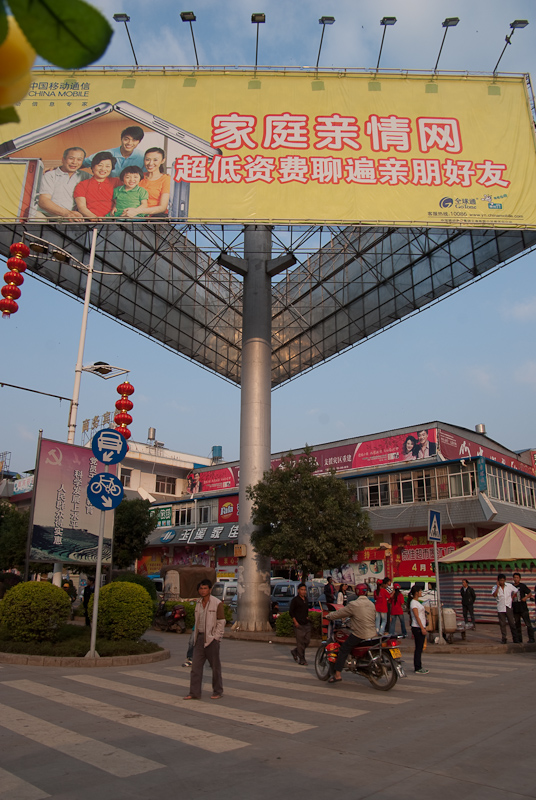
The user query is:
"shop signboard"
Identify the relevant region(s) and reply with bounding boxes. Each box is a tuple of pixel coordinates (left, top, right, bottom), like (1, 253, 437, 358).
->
(1, 71, 535, 228)
(218, 497, 239, 523)
(391, 529, 465, 579)
(437, 429, 534, 475)
(30, 438, 116, 564)
(156, 506, 173, 528)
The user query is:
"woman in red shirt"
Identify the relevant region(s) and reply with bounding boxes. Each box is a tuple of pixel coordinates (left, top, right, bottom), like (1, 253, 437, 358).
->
(375, 577, 391, 635)
(388, 583, 407, 637)
(73, 151, 120, 218)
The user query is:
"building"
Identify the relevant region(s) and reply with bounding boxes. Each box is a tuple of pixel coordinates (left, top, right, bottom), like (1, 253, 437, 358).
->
(139, 421, 536, 584)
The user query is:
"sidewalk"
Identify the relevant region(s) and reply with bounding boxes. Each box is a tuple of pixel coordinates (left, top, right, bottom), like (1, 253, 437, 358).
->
(225, 622, 536, 656)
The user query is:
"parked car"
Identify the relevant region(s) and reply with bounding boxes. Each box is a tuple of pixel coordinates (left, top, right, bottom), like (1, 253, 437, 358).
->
(211, 581, 237, 605)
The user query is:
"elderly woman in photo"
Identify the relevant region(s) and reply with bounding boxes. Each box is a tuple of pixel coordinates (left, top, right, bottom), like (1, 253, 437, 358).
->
(73, 151, 120, 219)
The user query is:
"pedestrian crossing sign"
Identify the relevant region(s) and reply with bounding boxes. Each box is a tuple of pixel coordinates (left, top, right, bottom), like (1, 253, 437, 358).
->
(428, 510, 441, 542)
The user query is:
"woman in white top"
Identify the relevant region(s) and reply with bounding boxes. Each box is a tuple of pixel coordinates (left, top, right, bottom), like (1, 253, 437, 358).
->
(409, 585, 429, 674)
(336, 583, 349, 605)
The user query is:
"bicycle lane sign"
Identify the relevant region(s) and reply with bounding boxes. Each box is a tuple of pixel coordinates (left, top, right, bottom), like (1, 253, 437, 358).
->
(87, 472, 124, 511)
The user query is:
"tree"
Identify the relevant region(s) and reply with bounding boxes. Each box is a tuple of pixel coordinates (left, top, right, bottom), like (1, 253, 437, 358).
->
(247, 449, 372, 579)
(112, 499, 156, 570)
(0, 501, 28, 570)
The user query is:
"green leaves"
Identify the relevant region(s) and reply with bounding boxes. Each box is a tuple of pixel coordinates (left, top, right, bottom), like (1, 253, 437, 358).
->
(0, 105, 19, 124)
(0, 5, 7, 46)
(9, 0, 113, 68)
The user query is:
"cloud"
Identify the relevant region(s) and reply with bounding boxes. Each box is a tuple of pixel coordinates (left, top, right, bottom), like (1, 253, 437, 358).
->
(514, 361, 536, 388)
(507, 297, 536, 322)
(467, 366, 494, 390)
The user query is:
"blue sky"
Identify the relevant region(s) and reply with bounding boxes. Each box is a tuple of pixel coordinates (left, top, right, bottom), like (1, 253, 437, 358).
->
(2, 0, 536, 473)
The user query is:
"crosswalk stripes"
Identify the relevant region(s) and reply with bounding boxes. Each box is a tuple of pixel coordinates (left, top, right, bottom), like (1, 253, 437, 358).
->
(2, 680, 248, 754)
(219, 660, 444, 697)
(65, 674, 314, 734)
(177, 664, 414, 703)
(424, 657, 516, 671)
(0, 701, 162, 777)
(122, 669, 366, 718)
(0, 766, 49, 800)
(413, 665, 500, 678)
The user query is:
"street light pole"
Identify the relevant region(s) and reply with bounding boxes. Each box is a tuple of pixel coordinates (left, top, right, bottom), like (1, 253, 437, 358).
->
(67, 227, 98, 445)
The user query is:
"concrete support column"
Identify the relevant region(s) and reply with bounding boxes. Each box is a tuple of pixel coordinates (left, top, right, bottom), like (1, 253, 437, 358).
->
(236, 225, 272, 631)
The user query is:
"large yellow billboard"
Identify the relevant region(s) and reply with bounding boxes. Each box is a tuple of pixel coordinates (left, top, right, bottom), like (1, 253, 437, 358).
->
(0, 69, 535, 228)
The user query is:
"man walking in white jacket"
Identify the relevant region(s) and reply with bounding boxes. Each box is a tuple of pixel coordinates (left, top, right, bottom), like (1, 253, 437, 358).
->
(184, 579, 226, 700)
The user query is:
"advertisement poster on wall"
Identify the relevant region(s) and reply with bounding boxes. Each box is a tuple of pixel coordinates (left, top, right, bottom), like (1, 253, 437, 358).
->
(0, 72, 535, 228)
(391, 529, 466, 579)
(31, 438, 116, 564)
(218, 497, 239, 523)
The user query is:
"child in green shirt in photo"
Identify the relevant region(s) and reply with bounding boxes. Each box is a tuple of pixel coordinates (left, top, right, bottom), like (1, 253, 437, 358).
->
(108, 166, 149, 217)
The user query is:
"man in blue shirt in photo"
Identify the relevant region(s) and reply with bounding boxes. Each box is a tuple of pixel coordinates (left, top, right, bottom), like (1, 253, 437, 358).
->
(84, 125, 145, 178)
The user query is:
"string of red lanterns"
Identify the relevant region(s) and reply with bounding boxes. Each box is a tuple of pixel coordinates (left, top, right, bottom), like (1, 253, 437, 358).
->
(0, 242, 30, 318)
(115, 380, 134, 440)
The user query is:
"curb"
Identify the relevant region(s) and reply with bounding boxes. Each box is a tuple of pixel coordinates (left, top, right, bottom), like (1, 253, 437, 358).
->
(0, 649, 170, 668)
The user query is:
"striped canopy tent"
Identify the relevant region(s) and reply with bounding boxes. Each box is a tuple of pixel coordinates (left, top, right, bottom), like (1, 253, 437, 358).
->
(439, 523, 536, 563)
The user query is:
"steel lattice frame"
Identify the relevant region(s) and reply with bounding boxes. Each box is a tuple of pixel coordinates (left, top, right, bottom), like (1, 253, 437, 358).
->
(1, 222, 535, 386)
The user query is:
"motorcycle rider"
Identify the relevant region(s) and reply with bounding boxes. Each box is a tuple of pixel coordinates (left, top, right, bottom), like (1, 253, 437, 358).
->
(326, 583, 377, 684)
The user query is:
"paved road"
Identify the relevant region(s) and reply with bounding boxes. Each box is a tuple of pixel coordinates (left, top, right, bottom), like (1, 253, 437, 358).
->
(0, 636, 534, 799)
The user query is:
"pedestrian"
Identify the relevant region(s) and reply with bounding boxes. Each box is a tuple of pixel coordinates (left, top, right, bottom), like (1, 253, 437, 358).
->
(375, 577, 391, 635)
(512, 572, 535, 643)
(182, 625, 195, 667)
(82, 577, 95, 626)
(289, 583, 311, 666)
(492, 573, 520, 644)
(409, 585, 429, 674)
(326, 583, 377, 684)
(324, 576, 335, 605)
(388, 583, 407, 637)
(460, 579, 476, 629)
(336, 583, 349, 605)
(269, 601, 280, 629)
(183, 579, 226, 700)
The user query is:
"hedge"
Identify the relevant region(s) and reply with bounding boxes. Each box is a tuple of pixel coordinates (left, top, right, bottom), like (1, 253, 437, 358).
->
(89, 581, 153, 640)
(0, 581, 71, 642)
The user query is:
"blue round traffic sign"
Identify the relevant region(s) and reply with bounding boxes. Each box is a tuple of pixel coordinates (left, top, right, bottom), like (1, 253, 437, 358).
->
(87, 472, 124, 511)
(91, 428, 128, 465)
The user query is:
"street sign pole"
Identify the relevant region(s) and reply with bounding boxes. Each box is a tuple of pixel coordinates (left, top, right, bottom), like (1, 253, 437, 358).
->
(88, 494, 106, 659)
(433, 539, 444, 644)
(428, 509, 445, 645)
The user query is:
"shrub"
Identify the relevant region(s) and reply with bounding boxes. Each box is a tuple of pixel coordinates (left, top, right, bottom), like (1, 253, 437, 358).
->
(0, 581, 70, 642)
(113, 571, 157, 601)
(0, 623, 163, 657)
(275, 610, 322, 637)
(89, 581, 153, 640)
(162, 599, 232, 627)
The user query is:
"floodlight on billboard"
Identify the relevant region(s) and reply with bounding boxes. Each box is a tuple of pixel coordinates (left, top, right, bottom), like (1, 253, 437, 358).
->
(0, 69, 534, 229)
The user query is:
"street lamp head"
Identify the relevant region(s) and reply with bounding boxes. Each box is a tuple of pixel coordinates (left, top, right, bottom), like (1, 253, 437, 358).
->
(380, 16, 397, 26)
(319, 16, 335, 25)
(510, 19, 528, 29)
(180, 11, 196, 22)
(29, 242, 48, 254)
(50, 250, 70, 264)
(92, 361, 113, 376)
(251, 13, 265, 24)
(442, 17, 459, 28)
(113, 13, 130, 23)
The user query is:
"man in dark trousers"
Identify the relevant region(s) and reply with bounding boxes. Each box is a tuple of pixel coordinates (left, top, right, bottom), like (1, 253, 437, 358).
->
(460, 579, 476, 629)
(324, 576, 335, 605)
(512, 572, 535, 643)
(289, 583, 311, 665)
(83, 577, 95, 626)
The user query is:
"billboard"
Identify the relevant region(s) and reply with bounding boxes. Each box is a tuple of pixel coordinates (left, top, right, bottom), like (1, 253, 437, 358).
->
(31, 438, 116, 564)
(0, 70, 535, 228)
(392, 529, 466, 579)
(437, 429, 533, 475)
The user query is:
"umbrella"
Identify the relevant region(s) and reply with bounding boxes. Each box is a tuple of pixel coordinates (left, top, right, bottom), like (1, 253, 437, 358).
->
(439, 523, 536, 563)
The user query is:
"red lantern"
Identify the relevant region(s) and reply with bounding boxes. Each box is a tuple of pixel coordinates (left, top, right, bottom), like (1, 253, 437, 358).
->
(117, 381, 135, 396)
(2, 284, 21, 300)
(4, 270, 24, 287)
(115, 380, 134, 439)
(1, 246, 28, 318)
(0, 297, 18, 317)
(9, 241, 30, 258)
(6, 256, 27, 273)
(115, 396, 133, 412)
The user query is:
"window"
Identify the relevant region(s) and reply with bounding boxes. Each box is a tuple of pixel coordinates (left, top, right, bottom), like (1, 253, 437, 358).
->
(156, 475, 176, 494)
(176, 507, 192, 526)
(120, 468, 131, 488)
(198, 505, 210, 524)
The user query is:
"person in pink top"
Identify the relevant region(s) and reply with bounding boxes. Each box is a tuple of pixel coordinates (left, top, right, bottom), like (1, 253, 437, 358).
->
(375, 577, 391, 635)
(388, 582, 407, 637)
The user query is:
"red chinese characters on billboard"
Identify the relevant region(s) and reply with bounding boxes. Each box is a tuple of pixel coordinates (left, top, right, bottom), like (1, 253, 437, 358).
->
(392, 529, 466, 578)
(218, 497, 239, 523)
(438, 430, 534, 475)
(352, 428, 437, 469)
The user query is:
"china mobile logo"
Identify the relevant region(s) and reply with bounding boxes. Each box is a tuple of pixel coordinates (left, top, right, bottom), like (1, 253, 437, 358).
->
(221, 502, 236, 517)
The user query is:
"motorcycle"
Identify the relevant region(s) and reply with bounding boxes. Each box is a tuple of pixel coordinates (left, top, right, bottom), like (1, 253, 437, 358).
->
(153, 600, 187, 633)
(315, 613, 406, 691)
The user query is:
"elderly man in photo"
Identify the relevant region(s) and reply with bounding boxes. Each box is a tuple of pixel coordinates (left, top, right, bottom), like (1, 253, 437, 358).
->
(183, 579, 226, 701)
(37, 146, 89, 219)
